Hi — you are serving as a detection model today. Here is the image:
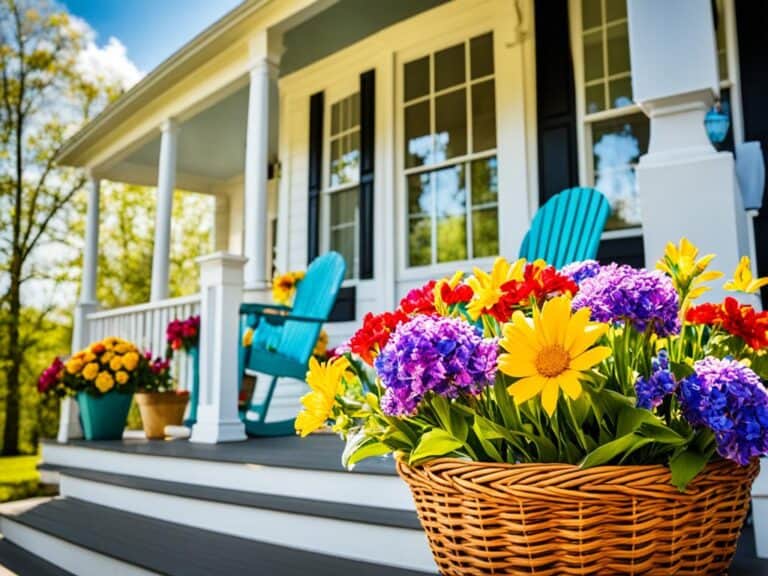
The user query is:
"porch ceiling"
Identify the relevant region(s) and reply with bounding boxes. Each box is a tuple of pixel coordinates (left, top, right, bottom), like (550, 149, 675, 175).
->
(99, 84, 249, 193)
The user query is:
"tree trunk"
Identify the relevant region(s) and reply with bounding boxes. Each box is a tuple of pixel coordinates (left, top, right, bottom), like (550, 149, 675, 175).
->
(2, 269, 22, 456)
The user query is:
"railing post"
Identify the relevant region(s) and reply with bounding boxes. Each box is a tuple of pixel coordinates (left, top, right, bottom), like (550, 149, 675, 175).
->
(190, 252, 247, 444)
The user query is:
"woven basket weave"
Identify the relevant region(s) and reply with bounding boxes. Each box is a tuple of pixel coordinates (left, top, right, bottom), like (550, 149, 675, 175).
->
(397, 458, 759, 575)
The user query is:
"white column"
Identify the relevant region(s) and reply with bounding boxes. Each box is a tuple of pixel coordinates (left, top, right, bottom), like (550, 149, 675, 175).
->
(190, 252, 247, 443)
(151, 119, 179, 302)
(60, 176, 101, 442)
(629, 0, 748, 304)
(243, 56, 277, 291)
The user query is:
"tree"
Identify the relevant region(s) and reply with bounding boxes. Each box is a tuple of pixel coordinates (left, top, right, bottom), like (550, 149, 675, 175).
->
(0, 0, 111, 455)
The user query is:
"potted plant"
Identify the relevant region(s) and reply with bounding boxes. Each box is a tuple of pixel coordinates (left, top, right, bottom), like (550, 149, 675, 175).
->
(40, 337, 145, 440)
(296, 239, 768, 575)
(134, 354, 189, 439)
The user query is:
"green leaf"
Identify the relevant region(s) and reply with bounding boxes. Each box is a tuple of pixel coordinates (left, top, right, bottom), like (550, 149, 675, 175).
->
(637, 421, 686, 445)
(669, 448, 710, 492)
(408, 428, 464, 466)
(342, 436, 392, 469)
(670, 360, 695, 381)
(581, 433, 652, 468)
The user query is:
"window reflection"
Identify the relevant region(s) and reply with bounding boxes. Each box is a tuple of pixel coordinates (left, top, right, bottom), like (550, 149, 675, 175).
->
(592, 113, 649, 229)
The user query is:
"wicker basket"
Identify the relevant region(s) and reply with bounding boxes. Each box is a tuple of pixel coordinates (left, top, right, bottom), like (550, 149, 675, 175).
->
(397, 458, 759, 575)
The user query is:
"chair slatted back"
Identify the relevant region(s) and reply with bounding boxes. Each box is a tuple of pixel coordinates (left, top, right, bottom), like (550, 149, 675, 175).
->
(519, 187, 610, 268)
(276, 252, 346, 364)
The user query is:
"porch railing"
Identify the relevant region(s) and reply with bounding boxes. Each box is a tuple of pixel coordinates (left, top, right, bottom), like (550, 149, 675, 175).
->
(85, 294, 201, 393)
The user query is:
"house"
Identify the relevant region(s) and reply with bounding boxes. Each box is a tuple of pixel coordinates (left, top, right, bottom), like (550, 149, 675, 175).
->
(1, 0, 767, 574)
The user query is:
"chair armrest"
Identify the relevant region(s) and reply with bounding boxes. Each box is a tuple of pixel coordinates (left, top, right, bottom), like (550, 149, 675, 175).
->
(240, 302, 292, 316)
(259, 310, 326, 324)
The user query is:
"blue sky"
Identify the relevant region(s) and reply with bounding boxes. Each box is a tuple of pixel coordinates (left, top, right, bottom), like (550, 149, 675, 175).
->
(62, 0, 242, 73)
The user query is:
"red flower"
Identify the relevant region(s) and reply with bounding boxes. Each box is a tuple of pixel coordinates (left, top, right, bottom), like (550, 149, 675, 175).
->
(441, 282, 473, 306)
(91, 343, 106, 355)
(171, 339, 183, 351)
(348, 310, 408, 365)
(687, 297, 768, 350)
(398, 281, 437, 315)
(38, 357, 64, 394)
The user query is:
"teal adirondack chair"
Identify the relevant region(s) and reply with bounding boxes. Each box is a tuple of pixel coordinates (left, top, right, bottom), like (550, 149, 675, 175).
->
(238, 251, 346, 436)
(519, 187, 610, 268)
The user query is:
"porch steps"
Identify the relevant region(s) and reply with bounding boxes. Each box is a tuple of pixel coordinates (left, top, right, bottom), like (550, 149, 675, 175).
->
(1, 498, 431, 576)
(0, 438, 437, 574)
(0, 537, 74, 576)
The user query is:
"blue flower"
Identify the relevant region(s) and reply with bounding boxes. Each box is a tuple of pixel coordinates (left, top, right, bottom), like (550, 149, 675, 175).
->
(679, 357, 768, 466)
(635, 350, 678, 409)
(559, 260, 601, 285)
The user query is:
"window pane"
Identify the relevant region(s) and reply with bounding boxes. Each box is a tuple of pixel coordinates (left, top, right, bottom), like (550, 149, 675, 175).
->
(435, 43, 465, 92)
(591, 113, 649, 230)
(472, 208, 499, 258)
(436, 165, 467, 263)
(583, 31, 604, 82)
(405, 100, 431, 168)
(330, 132, 359, 187)
(350, 94, 360, 128)
(605, 0, 626, 22)
(408, 172, 432, 216)
(408, 217, 432, 266)
(331, 102, 340, 136)
(331, 226, 356, 279)
(582, 0, 602, 30)
(472, 80, 497, 152)
(608, 76, 633, 109)
(330, 187, 358, 227)
(586, 83, 605, 114)
(405, 56, 429, 102)
(435, 88, 467, 162)
(471, 157, 498, 205)
(607, 22, 630, 75)
(470, 32, 494, 79)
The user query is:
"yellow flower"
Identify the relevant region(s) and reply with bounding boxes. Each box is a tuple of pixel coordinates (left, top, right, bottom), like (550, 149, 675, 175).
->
(498, 295, 611, 416)
(103, 337, 119, 350)
(466, 257, 526, 320)
(122, 352, 140, 372)
(114, 343, 130, 354)
(272, 270, 305, 305)
(82, 362, 100, 381)
(242, 327, 254, 348)
(295, 356, 350, 437)
(656, 237, 722, 301)
(83, 352, 96, 363)
(65, 358, 83, 375)
(100, 351, 114, 365)
(115, 371, 129, 385)
(313, 329, 329, 358)
(95, 371, 115, 393)
(724, 256, 768, 294)
(433, 271, 464, 315)
(109, 356, 123, 371)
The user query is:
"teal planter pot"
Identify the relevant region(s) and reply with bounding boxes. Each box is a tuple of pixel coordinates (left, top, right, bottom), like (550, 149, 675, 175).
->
(77, 391, 133, 440)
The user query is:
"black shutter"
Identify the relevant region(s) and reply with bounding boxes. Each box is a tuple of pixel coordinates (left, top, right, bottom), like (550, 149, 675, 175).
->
(359, 70, 375, 279)
(534, 0, 578, 204)
(736, 0, 768, 309)
(307, 91, 324, 264)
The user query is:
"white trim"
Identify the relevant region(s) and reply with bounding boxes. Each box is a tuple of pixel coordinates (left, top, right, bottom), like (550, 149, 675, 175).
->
(1, 516, 156, 576)
(42, 443, 414, 511)
(60, 475, 435, 572)
(86, 294, 201, 321)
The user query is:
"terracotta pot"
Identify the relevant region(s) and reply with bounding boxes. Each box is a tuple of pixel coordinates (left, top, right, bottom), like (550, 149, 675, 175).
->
(135, 391, 189, 439)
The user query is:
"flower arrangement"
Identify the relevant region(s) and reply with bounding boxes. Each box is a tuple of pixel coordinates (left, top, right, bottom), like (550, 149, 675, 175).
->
(137, 353, 174, 393)
(40, 337, 148, 396)
(165, 315, 200, 354)
(272, 270, 305, 305)
(297, 239, 768, 490)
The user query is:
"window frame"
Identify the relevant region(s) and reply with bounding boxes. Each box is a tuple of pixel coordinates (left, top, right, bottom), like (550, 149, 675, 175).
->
(569, 0, 744, 240)
(398, 29, 501, 270)
(321, 80, 362, 281)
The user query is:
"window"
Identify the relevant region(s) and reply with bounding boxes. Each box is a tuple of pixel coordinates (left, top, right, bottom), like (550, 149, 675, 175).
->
(577, 0, 735, 232)
(326, 92, 360, 279)
(403, 32, 499, 267)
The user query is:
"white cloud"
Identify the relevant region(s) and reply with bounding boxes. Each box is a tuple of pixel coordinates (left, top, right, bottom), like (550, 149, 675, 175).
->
(69, 14, 144, 91)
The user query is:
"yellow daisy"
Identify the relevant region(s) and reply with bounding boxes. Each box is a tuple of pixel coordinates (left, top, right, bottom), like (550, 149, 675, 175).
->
(498, 295, 611, 416)
(656, 237, 722, 300)
(724, 256, 768, 294)
(95, 371, 115, 393)
(109, 356, 123, 371)
(82, 362, 100, 381)
(122, 352, 140, 372)
(466, 257, 526, 320)
(295, 356, 350, 437)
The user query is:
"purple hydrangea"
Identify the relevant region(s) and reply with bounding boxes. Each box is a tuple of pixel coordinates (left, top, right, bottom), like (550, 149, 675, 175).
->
(571, 263, 680, 336)
(375, 316, 498, 416)
(635, 350, 678, 409)
(679, 357, 768, 466)
(560, 260, 601, 285)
